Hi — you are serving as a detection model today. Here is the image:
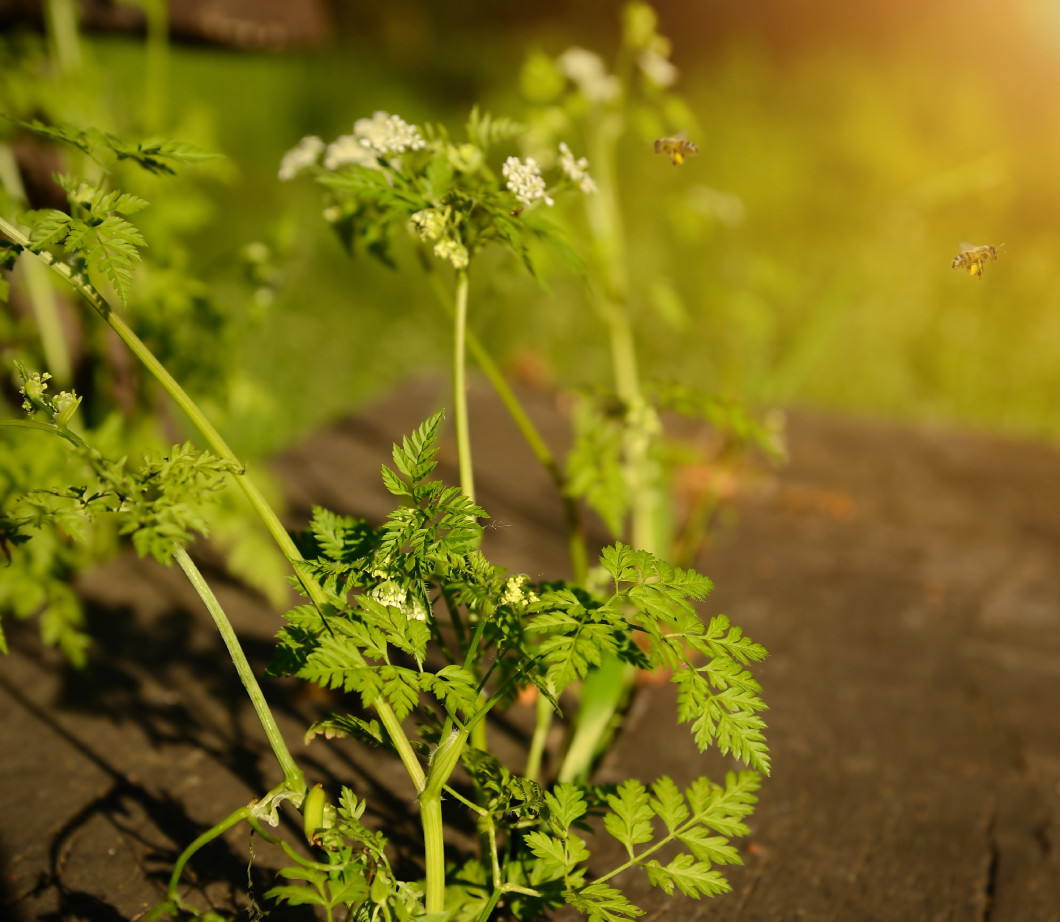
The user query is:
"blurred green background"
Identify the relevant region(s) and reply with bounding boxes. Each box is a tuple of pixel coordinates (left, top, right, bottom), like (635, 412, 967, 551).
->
(6, 0, 1060, 454)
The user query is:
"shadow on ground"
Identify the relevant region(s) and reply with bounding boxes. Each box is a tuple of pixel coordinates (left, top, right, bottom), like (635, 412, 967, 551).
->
(3, 381, 1060, 920)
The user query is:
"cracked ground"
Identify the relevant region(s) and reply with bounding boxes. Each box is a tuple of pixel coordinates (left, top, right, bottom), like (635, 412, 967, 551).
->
(3, 381, 1060, 921)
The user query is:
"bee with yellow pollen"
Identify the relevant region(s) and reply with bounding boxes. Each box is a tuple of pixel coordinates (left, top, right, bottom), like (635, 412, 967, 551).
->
(951, 242, 1004, 280)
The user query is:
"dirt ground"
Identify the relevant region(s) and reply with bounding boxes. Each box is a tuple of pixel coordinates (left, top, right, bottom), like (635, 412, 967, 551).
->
(3, 380, 1060, 921)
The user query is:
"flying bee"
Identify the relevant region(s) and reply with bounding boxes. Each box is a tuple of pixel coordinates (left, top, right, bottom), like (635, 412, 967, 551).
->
(654, 135, 699, 166)
(951, 242, 1004, 280)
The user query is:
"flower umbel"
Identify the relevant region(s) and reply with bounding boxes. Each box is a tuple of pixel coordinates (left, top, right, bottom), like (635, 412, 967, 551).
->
(558, 142, 597, 194)
(278, 136, 324, 180)
(501, 575, 539, 608)
(638, 49, 678, 88)
(354, 111, 426, 156)
(410, 209, 447, 242)
(323, 135, 379, 171)
(556, 47, 621, 103)
(503, 156, 554, 208)
(433, 238, 469, 270)
(370, 579, 428, 621)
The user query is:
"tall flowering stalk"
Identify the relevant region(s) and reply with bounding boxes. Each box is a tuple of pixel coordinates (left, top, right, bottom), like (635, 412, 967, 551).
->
(280, 106, 596, 913)
(515, 3, 782, 784)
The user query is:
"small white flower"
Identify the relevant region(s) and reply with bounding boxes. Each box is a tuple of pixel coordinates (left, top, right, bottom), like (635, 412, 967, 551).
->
(638, 49, 678, 88)
(371, 579, 407, 609)
(370, 579, 428, 621)
(558, 141, 597, 195)
(278, 135, 324, 180)
(502, 156, 554, 208)
(556, 47, 621, 103)
(410, 208, 447, 241)
(323, 134, 379, 170)
(433, 238, 469, 269)
(353, 111, 426, 156)
(407, 595, 428, 622)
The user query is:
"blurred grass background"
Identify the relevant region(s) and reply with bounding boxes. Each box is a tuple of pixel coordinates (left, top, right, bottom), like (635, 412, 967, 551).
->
(8, 0, 1060, 454)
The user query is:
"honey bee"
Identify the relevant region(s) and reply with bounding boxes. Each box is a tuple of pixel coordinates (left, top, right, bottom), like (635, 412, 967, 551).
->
(951, 242, 1003, 280)
(654, 135, 699, 166)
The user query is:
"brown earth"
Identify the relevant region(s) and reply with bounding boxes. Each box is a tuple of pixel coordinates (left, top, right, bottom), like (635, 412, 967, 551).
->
(2, 379, 1060, 921)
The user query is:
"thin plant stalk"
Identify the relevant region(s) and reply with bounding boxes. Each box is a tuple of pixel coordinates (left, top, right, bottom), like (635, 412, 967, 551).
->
(523, 689, 553, 783)
(2, 416, 304, 790)
(142, 0, 169, 133)
(452, 267, 475, 501)
(173, 545, 303, 788)
(43, 0, 82, 74)
(428, 269, 588, 584)
(557, 113, 664, 784)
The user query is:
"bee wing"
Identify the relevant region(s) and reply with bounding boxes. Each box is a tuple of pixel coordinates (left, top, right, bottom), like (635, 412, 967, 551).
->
(957, 241, 975, 252)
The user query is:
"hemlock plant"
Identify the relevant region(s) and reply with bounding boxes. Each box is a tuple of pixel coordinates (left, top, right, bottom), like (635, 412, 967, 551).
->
(0, 7, 772, 920)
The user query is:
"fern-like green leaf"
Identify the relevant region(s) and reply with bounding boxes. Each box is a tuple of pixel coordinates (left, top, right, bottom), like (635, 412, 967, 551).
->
(26, 210, 73, 250)
(545, 782, 589, 831)
(566, 395, 628, 538)
(642, 854, 730, 898)
(86, 214, 146, 305)
(566, 883, 644, 922)
(649, 776, 689, 832)
(420, 664, 479, 717)
(603, 780, 655, 855)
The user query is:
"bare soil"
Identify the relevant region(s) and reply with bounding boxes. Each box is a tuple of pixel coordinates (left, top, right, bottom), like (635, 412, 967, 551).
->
(3, 380, 1060, 921)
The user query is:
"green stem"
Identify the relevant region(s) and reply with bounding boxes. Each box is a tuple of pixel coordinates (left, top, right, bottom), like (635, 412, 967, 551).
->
(430, 270, 587, 582)
(594, 819, 691, 887)
(421, 725, 471, 913)
(166, 801, 254, 906)
(173, 546, 303, 789)
(6, 419, 312, 817)
(43, 0, 82, 74)
(420, 793, 446, 914)
(466, 331, 588, 584)
(452, 268, 474, 502)
(473, 887, 503, 922)
(142, 0, 170, 133)
(555, 109, 663, 786)
(378, 700, 425, 792)
(524, 689, 552, 783)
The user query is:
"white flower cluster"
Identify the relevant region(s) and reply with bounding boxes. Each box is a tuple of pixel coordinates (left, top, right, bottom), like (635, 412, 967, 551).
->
(558, 142, 597, 194)
(410, 208, 446, 241)
(353, 111, 426, 156)
(370, 579, 428, 621)
(323, 134, 379, 170)
(278, 135, 324, 181)
(503, 156, 554, 208)
(556, 47, 620, 103)
(433, 238, 469, 270)
(501, 575, 539, 608)
(282, 112, 427, 178)
(409, 209, 468, 269)
(638, 48, 678, 88)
